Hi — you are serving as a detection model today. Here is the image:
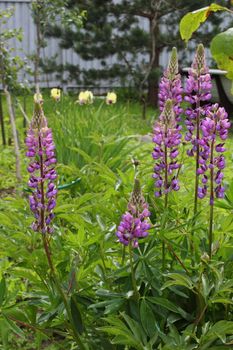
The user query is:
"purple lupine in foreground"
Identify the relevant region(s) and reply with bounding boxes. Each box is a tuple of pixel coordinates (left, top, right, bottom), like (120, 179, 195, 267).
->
(158, 47, 183, 120)
(152, 99, 182, 198)
(116, 179, 150, 248)
(26, 93, 57, 233)
(185, 43, 212, 157)
(198, 104, 230, 202)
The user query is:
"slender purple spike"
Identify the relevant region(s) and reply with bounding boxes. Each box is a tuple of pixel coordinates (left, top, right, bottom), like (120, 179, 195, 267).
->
(198, 104, 230, 201)
(152, 99, 181, 196)
(26, 94, 57, 234)
(158, 47, 183, 121)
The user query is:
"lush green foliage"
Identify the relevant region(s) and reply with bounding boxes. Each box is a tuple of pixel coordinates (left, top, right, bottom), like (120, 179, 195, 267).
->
(180, 2, 233, 91)
(0, 95, 233, 349)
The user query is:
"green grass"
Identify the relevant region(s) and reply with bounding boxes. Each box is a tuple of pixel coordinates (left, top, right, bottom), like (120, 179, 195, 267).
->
(0, 94, 157, 192)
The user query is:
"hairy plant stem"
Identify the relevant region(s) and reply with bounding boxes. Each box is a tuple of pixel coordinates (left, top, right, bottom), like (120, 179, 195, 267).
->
(166, 241, 190, 275)
(38, 136, 85, 350)
(209, 139, 214, 259)
(129, 244, 139, 302)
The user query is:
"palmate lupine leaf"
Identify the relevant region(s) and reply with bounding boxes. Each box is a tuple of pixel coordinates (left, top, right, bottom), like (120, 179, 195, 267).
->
(99, 314, 146, 350)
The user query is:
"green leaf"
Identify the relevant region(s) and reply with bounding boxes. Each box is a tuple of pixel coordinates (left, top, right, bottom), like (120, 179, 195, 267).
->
(89, 299, 124, 314)
(0, 277, 6, 307)
(147, 297, 192, 320)
(140, 299, 157, 338)
(210, 297, 233, 305)
(210, 28, 233, 90)
(180, 4, 228, 43)
(70, 295, 84, 334)
(99, 316, 144, 350)
(121, 312, 147, 345)
(2, 314, 25, 337)
(162, 273, 194, 290)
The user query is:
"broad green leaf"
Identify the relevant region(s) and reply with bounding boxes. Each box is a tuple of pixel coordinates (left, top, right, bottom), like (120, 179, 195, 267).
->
(210, 28, 233, 93)
(180, 4, 229, 43)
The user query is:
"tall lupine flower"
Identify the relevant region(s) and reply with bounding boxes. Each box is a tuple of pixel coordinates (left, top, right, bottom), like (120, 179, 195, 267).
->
(158, 47, 183, 120)
(184, 44, 212, 219)
(198, 104, 230, 202)
(185, 44, 212, 157)
(116, 179, 150, 248)
(198, 104, 230, 258)
(26, 93, 57, 234)
(152, 99, 182, 198)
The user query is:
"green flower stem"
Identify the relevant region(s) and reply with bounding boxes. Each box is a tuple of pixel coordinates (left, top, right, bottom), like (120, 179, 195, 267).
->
(193, 106, 200, 217)
(191, 85, 200, 265)
(129, 244, 139, 302)
(163, 124, 168, 271)
(38, 142, 86, 349)
(42, 235, 86, 350)
(209, 139, 214, 259)
(166, 241, 190, 275)
(121, 245, 126, 266)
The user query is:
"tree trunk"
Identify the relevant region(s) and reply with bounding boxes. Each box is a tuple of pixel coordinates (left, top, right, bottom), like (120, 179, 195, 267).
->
(0, 93, 6, 146)
(148, 18, 160, 107)
(5, 88, 22, 182)
(148, 48, 160, 107)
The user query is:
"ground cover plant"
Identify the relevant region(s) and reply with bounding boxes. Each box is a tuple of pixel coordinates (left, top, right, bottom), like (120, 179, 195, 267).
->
(1, 44, 233, 350)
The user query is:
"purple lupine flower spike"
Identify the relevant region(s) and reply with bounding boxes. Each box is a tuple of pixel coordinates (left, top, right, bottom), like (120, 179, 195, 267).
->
(198, 104, 230, 202)
(158, 47, 183, 121)
(116, 179, 150, 248)
(185, 44, 212, 156)
(152, 99, 182, 197)
(26, 93, 57, 234)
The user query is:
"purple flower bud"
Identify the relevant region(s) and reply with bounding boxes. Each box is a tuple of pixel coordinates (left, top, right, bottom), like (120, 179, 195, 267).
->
(185, 45, 212, 159)
(158, 47, 183, 120)
(152, 99, 181, 196)
(116, 179, 150, 248)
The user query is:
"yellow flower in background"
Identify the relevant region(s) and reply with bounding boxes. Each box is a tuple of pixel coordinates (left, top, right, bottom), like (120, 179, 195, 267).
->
(106, 92, 117, 105)
(51, 88, 61, 102)
(34, 93, 43, 104)
(78, 90, 94, 105)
